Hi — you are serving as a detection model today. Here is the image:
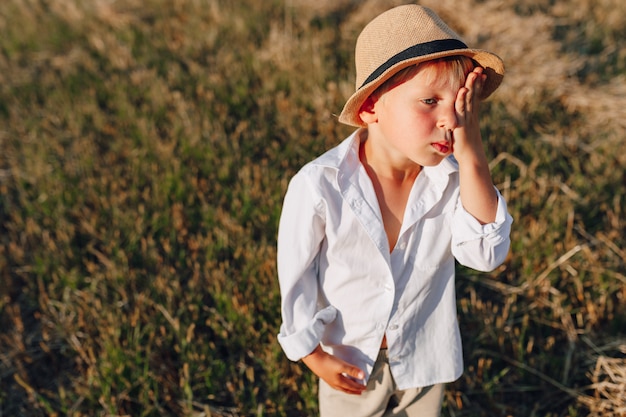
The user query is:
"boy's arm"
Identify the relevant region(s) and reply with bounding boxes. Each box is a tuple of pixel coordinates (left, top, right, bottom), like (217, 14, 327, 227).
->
(277, 172, 330, 360)
(452, 67, 498, 225)
(277, 172, 366, 395)
(449, 67, 512, 271)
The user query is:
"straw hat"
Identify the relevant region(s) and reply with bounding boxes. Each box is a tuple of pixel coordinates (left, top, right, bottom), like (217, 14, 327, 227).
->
(338, 4, 504, 127)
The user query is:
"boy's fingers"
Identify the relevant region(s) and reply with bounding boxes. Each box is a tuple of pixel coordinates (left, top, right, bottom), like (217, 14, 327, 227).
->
(459, 69, 486, 116)
(325, 373, 366, 395)
(340, 387, 365, 395)
(456, 87, 468, 115)
(466, 80, 475, 113)
(342, 365, 365, 380)
(337, 365, 366, 393)
(466, 69, 486, 105)
(337, 376, 366, 394)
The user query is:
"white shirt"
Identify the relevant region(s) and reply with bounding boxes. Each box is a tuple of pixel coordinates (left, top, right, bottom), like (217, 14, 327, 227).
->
(277, 129, 513, 390)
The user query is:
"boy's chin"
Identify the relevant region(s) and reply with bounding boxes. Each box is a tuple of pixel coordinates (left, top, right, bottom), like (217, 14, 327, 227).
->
(419, 155, 448, 167)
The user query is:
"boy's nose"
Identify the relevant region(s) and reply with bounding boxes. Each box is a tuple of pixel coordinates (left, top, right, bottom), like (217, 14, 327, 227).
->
(437, 104, 458, 131)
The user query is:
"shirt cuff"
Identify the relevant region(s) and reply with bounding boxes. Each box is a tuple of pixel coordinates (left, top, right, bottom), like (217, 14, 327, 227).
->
(452, 192, 512, 246)
(277, 306, 337, 361)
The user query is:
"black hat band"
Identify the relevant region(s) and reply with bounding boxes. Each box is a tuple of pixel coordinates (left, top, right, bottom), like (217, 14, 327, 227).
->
(360, 39, 468, 89)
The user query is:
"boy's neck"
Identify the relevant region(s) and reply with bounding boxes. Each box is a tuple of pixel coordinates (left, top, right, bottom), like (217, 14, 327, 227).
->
(358, 133, 420, 252)
(358, 131, 422, 184)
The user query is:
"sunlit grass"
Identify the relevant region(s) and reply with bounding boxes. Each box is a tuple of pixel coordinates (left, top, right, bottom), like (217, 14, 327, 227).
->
(1, 0, 624, 416)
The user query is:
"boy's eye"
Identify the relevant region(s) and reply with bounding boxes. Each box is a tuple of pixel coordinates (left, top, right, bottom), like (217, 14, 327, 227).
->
(421, 98, 438, 105)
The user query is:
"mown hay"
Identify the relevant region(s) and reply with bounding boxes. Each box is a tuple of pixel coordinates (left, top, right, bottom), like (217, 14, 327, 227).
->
(579, 342, 626, 416)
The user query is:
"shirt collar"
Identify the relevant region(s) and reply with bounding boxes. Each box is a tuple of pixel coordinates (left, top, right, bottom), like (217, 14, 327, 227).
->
(311, 129, 363, 172)
(423, 154, 459, 188)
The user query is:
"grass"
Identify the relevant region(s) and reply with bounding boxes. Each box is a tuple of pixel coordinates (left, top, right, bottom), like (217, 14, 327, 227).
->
(0, 0, 624, 416)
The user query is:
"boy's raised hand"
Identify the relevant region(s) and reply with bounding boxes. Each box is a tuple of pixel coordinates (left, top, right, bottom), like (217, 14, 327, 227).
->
(302, 345, 367, 395)
(451, 66, 487, 162)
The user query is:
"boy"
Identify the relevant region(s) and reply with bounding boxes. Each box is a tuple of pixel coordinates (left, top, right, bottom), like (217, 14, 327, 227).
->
(277, 4, 513, 416)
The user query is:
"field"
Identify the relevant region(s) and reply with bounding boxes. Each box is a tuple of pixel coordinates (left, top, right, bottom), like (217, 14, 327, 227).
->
(1, 0, 625, 416)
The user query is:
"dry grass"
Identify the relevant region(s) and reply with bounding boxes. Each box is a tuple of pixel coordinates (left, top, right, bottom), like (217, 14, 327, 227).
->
(0, 0, 625, 416)
(579, 340, 626, 416)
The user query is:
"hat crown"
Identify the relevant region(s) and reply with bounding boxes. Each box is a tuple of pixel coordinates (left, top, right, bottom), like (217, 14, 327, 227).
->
(355, 5, 463, 89)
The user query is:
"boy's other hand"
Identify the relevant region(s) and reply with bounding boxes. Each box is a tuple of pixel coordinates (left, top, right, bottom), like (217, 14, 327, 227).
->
(302, 345, 367, 395)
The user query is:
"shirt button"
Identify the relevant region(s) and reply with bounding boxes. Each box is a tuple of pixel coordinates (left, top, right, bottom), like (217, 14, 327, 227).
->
(388, 324, 399, 331)
(397, 242, 407, 250)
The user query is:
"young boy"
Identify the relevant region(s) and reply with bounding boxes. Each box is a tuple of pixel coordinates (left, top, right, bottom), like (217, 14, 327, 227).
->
(277, 4, 513, 416)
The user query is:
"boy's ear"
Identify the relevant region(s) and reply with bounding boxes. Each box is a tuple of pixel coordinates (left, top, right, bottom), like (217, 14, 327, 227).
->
(358, 96, 378, 124)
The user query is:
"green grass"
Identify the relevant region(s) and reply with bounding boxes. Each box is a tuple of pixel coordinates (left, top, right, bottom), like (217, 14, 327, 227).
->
(1, 0, 625, 416)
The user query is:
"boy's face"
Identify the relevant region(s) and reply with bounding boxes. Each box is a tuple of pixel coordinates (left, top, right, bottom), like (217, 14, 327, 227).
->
(360, 62, 464, 168)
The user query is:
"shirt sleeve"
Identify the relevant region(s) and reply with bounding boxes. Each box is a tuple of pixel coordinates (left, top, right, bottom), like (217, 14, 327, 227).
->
(276, 171, 337, 361)
(451, 187, 513, 272)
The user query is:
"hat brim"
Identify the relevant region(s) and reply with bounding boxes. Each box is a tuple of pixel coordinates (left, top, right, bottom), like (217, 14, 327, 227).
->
(338, 49, 504, 127)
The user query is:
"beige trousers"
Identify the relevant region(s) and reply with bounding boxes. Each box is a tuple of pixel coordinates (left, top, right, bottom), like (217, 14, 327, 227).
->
(319, 350, 444, 417)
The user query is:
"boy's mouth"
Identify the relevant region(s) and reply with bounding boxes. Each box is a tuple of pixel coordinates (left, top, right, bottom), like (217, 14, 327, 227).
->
(432, 130, 454, 154)
(432, 142, 451, 153)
